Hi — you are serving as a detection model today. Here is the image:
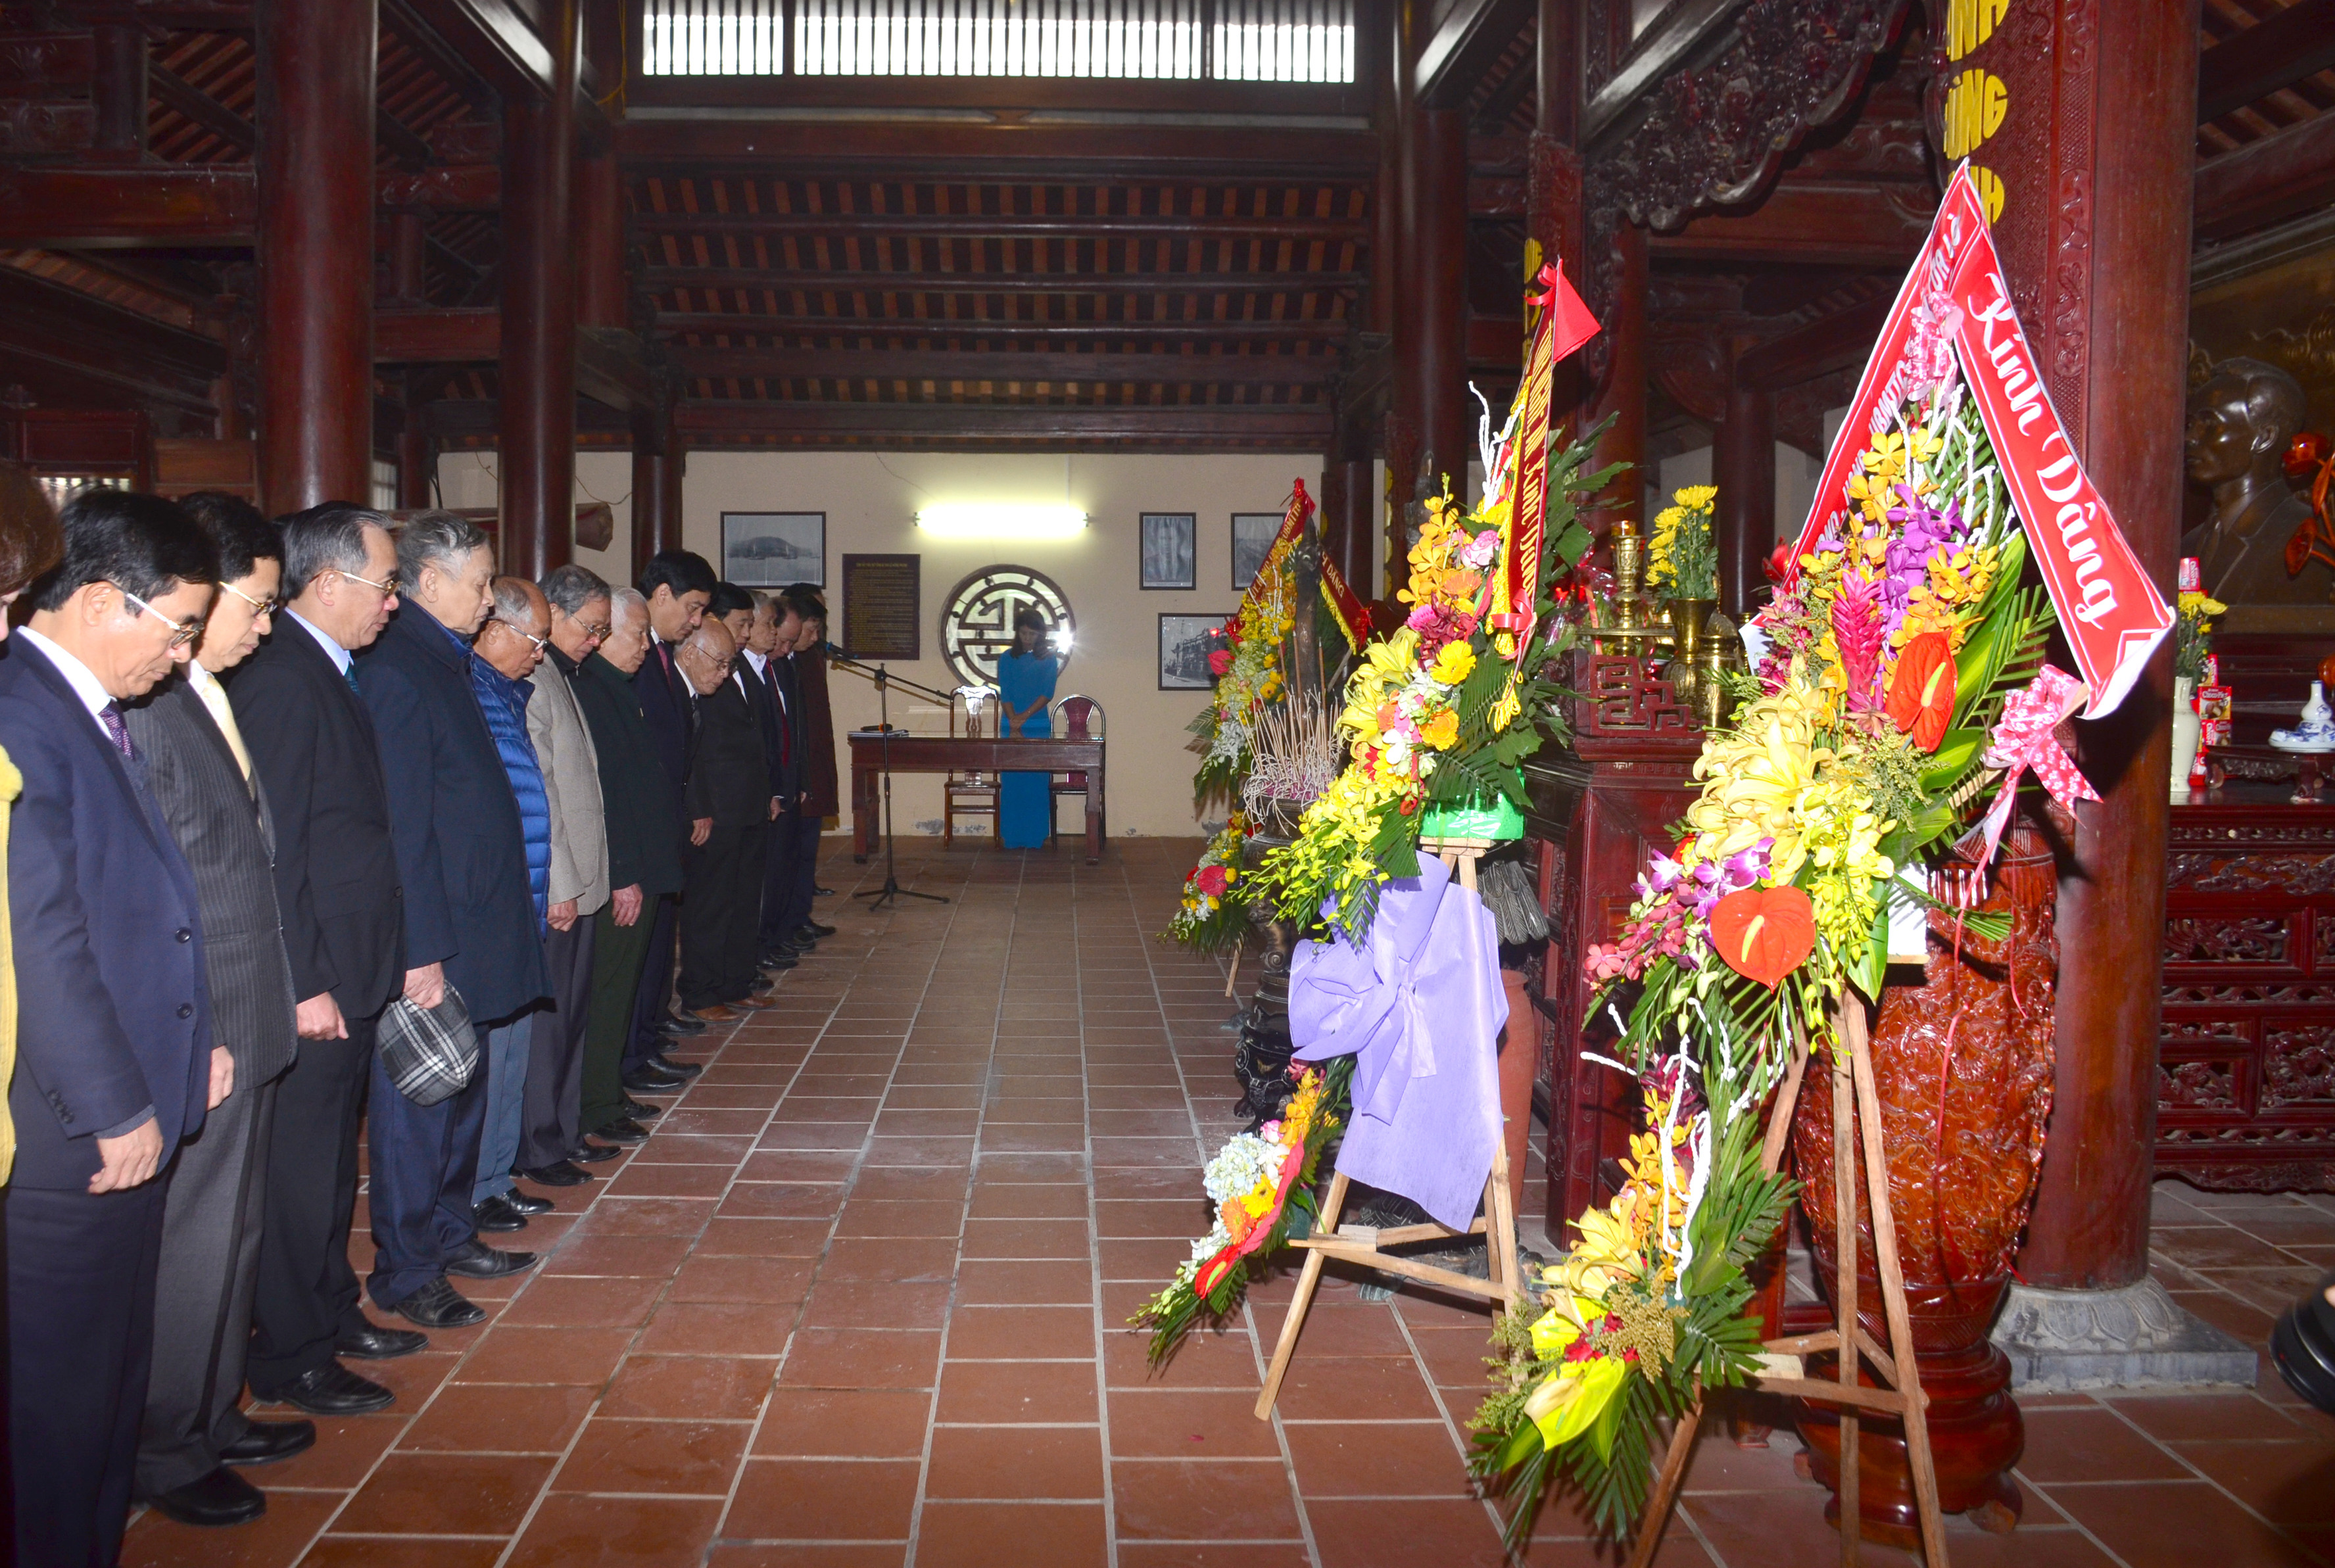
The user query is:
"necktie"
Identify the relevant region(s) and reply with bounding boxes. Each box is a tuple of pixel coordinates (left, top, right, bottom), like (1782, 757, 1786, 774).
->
(193, 671, 253, 782)
(99, 701, 135, 761)
(343, 660, 362, 697)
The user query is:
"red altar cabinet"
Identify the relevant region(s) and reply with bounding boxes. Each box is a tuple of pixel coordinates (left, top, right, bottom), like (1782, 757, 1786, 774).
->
(2160, 782, 2335, 1193)
(1520, 648, 1706, 1229)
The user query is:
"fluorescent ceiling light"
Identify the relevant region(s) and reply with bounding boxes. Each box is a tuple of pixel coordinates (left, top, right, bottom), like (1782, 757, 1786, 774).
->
(916, 502, 1088, 540)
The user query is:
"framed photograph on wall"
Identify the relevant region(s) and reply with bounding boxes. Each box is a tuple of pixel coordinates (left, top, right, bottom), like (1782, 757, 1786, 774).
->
(1159, 612, 1230, 691)
(1230, 512, 1280, 589)
(1140, 511, 1197, 590)
(721, 511, 826, 588)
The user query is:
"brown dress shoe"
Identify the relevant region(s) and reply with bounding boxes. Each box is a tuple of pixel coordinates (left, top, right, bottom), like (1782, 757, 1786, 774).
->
(689, 1004, 739, 1023)
(724, 994, 780, 1011)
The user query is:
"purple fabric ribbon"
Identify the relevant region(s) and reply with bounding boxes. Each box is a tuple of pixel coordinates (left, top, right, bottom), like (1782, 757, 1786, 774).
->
(1289, 855, 1508, 1232)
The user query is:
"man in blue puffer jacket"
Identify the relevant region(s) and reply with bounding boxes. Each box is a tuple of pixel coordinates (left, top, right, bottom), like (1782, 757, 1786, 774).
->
(468, 577, 554, 1232)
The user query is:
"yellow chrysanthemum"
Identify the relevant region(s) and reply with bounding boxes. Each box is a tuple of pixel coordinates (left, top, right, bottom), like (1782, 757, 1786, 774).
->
(1672, 485, 1717, 513)
(1416, 709, 1459, 750)
(1430, 640, 1476, 686)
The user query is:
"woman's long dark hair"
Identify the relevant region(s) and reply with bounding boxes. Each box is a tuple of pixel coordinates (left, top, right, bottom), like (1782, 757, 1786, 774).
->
(999, 605, 1048, 659)
(0, 461, 64, 598)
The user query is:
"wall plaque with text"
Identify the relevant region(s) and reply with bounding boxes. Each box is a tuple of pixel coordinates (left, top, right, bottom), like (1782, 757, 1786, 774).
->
(842, 553, 921, 661)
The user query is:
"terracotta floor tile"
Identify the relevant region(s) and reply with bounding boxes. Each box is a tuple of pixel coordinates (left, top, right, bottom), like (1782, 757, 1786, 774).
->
(961, 1217, 1092, 1258)
(668, 1254, 817, 1304)
(356, 1349, 461, 1409)
(296, 1539, 506, 1568)
(600, 1352, 778, 1421)
(848, 1166, 971, 1200)
(455, 1325, 637, 1386)
(863, 1135, 978, 1166)
(799, 1276, 955, 1331)
(1303, 1499, 1512, 1567)
(779, 1326, 946, 1388)
(2167, 1436, 2335, 1523)
(226, 1411, 407, 1491)
(1103, 1322, 1262, 1391)
(820, 1236, 961, 1282)
(2014, 1406, 2196, 1483)
(498, 1271, 668, 1329)
(1105, 1389, 1286, 1459)
(833, 1197, 969, 1237)
(722, 1458, 923, 1541)
(1112, 1457, 1306, 1540)
(2102, 1390, 2308, 1442)
(955, 1258, 1097, 1306)
(935, 1358, 1099, 1425)
(2043, 1479, 2325, 1566)
(913, 1502, 1109, 1568)
(755, 1389, 936, 1457)
(573, 1196, 719, 1237)
(553, 1416, 752, 1495)
(717, 1182, 848, 1220)
(696, 1216, 834, 1256)
(756, 1122, 874, 1151)
(637, 1299, 798, 1356)
(967, 1183, 1090, 1220)
(628, 1133, 758, 1166)
(926, 1424, 1106, 1500)
(120, 1489, 343, 1568)
(546, 1231, 697, 1277)
(504, 1493, 725, 1568)
(332, 1450, 557, 1535)
(600, 1161, 739, 1199)
(946, 1303, 1096, 1359)
(1115, 1547, 1318, 1568)
(397, 1381, 598, 1454)
(1283, 1420, 1473, 1497)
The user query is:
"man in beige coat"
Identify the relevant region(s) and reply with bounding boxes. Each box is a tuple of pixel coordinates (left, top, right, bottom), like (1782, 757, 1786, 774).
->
(514, 564, 615, 1192)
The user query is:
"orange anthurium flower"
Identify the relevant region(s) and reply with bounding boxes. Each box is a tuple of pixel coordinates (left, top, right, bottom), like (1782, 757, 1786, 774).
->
(1708, 886, 1817, 988)
(1885, 632, 1957, 751)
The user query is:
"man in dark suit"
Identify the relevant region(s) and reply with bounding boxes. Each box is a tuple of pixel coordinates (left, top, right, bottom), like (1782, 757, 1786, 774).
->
(778, 586, 838, 951)
(125, 495, 310, 1528)
(624, 549, 715, 1094)
(675, 619, 778, 1022)
(357, 510, 544, 1329)
(229, 502, 416, 1419)
(0, 488, 218, 1567)
(736, 589, 808, 970)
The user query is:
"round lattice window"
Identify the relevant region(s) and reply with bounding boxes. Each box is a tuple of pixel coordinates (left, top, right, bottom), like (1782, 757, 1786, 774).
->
(939, 564, 1075, 689)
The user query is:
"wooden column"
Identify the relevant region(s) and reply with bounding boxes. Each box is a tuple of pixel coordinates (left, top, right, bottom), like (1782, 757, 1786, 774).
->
(1528, 0, 1583, 421)
(498, 0, 581, 578)
(1418, 106, 1470, 502)
(631, 390, 683, 580)
(1714, 364, 1773, 619)
(1583, 220, 1647, 534)
(1988, 1, 2198, 1291)
(575, 0, 627, 330)
(90, 24, 148, 157)
(256, 0, 376, 514)
(395, 421, 433, 508)
(1384, 0, 1420, 598)
(385, 210, 427, 306)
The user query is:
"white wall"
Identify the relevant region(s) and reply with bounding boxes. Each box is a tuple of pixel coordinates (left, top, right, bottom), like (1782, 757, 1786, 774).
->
(1650, 440, 1826, 550)
(441, 448, 1327, 839)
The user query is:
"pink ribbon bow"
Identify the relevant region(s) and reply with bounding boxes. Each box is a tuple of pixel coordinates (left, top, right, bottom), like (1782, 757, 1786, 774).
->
(1958, 665, 2100, 891)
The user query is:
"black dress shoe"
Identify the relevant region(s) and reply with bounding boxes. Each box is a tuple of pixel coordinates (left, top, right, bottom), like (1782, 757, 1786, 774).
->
(656, 1016, 706, 1038)
(662, 1010, 709, 1035)
(595, 1116, 648, 1145)
(269, 1361, 395, 1415)
(521, 1159, 593, 1187)
(650, 1053, 704, 1078)
(623, 1064, 686, 1093)
(506, 1190, 554, 1216)
(473, 1194, 531, 1233)
(445, 1239, 540, 1279)
(219, 1419, 316, 1466)
(758, 952, 799, 972)
(798, 920, 837, 938)
(813, 884, 835, 896)
(567, 1140, 622, 1164)
(334, 1322, 427, 1361)
(621, 1097, 662, 1119)
(393, 1277, 487, 1328)
(147, 1465, 266, 1527)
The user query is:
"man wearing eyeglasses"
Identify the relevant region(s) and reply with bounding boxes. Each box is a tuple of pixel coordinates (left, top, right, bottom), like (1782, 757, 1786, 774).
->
(228, 502, 415, 1423)
(356, 511, 544, 1332)
(0, 489, 217, 1567)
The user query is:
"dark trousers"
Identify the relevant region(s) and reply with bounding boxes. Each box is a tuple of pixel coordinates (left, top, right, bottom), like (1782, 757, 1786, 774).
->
(784, 811, 822, 934)
(249, 1015, 375, 1396)
(624, 893, 678, 1071)
(679, 820, 769, 1010)
(7, 1178, 166, 1568)
(364, 1044, 487, 1310)
(582, 901, 656, 1134)
(759, 807, 799, 951)
(137, 1068, 278, 1498)
(519, 916, 597, 1168)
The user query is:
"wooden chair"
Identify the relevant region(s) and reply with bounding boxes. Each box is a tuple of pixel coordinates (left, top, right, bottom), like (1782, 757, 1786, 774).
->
(942, 689, 999, 847)
(1049, 694, 1103, 843)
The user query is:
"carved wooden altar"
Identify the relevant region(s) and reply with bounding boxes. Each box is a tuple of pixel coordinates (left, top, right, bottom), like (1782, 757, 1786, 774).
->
(1522, 649, 1705, 1229)
(2159, 785, 2335, 1193)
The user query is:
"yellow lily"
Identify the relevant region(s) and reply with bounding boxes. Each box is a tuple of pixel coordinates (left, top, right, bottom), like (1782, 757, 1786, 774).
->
(1524, 1356, 1629, 1448)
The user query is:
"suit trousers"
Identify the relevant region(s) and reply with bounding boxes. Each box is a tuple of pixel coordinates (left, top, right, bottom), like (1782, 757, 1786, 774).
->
(366, 1047, 486, 1309)
(679, 821, 769, 1011)
(520, 916, 597, 1168)
(469, 1011, 536, 1204)
(248, 1015, 375, 1396)
(623, 893, 678, 1072)
(759, 807, 800, 950)
(784, 812, 822, 937)
(580, 902, 654, 1135)
(7, 1178, 167, 1568)
(137, 1069, 279, 1498)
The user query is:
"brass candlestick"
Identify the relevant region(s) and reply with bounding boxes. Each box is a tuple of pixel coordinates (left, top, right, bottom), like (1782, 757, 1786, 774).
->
(1591, 521, 1670, 652)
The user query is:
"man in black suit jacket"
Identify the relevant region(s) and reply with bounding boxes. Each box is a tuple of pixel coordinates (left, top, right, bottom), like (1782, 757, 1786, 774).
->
(676, 620, 777, 1021)
(228, 502, 415, 1419)
(356, 510, 544, 1330)
(0, 489, 218, 1567)
(623, 550, 715, 1093)
(735, 590, 807, 967)
(124, 496, 310, 1528)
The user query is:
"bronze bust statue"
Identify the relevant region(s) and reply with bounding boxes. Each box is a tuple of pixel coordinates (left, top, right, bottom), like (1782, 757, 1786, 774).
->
(2181, 356, 2324, 607)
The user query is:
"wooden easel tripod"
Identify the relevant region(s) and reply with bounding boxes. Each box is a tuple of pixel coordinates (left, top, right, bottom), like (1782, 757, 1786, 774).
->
(1251, 838, 1524, 1421)
(1626, 994, 1950, 1568)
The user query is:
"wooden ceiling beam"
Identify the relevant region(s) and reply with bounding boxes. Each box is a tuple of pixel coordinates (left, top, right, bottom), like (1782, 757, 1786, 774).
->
(631, 210, 1370, 242)
(1735, 295, 1892, 391)
(671, 400, 1334, 447)
(1416, 0, 1534, 110)
(614, 117, 1379, 178)
(1647, 183, 1929, 268)
(379, 0, 499, 109)
(643, 266, 1363, 296)
(653, 313, 1354, 343)
(397, 0, 554, 101)
(2197, 0, 2335, 124)
(377, 162, 500, 209)
(2196, 108, 2335, 241)
(675, 345, 1337, 385)
(0, 164, 256, 246)
(148, 59, 256, 151)
(0, 267, 222, 406)
(375, 305, 499, 361)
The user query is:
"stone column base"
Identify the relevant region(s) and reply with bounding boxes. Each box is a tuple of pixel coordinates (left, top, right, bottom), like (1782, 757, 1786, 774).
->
(1990, 1278, 2259, 1390)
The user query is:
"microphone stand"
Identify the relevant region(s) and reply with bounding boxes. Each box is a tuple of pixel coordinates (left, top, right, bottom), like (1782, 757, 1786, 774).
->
(823, 648, 956, 912)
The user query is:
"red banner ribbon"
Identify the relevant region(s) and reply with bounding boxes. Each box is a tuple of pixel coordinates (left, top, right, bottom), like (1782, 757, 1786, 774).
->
(1496, 262, 1601, 654)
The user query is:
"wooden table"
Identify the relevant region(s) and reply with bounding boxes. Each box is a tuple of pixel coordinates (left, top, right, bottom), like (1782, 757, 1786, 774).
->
(846, 731, 1107, 865)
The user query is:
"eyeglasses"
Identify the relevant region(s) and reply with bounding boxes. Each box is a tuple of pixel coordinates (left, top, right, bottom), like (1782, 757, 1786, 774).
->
(493, 619, 549, 655)
(116, 585, 203, 650)
(221, 581, 282, 616)
(337, 568, 400, 598)
(577, 621, 612, 642)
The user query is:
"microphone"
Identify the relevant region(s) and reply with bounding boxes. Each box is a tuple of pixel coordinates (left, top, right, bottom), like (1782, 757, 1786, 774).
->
(818, 640, 849, 659)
